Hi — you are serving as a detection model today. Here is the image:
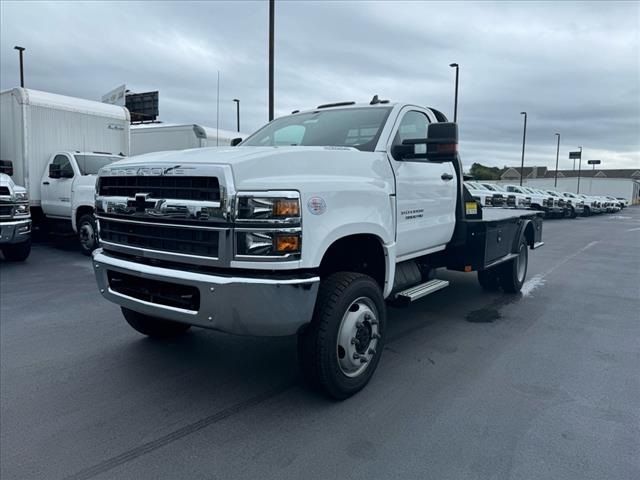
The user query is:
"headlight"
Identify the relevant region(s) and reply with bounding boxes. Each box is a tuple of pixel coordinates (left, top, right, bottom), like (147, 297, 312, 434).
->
(236, 192, 300, 223)
(14, 204, 30, 216)
(14, 192, 28, 202)
(236, 230, 301, 258)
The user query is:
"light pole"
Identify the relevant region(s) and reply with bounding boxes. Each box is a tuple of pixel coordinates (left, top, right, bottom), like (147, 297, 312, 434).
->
(233, 99, 240, 132)
(519, 111, 527, 186)
(554, 133, 560, 188)
(576, 146, 583, 193)
(449, 63, 459, 122)
(14, 46, 25, 88)
(268, 0, 275, 121)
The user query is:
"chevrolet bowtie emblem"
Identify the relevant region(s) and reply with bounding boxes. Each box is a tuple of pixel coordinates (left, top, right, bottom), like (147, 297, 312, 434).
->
(135, 193, 150, 213)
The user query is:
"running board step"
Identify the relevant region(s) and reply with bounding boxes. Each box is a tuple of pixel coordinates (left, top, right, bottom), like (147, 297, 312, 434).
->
(394, 279, 449, 306)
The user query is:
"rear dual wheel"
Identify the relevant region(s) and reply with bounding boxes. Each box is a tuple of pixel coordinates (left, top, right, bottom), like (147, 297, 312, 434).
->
(477, 237, 528, 294)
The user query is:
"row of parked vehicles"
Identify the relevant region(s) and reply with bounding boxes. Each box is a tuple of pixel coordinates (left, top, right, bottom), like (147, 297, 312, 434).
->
(464, 181, 628, 219)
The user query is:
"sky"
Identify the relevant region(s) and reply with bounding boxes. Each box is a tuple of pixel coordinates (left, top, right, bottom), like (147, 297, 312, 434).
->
(1, 0, 639, 170)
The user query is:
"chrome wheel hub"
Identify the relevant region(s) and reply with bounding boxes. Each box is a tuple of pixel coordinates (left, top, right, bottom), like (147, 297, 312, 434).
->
(336, 297, 380, 378)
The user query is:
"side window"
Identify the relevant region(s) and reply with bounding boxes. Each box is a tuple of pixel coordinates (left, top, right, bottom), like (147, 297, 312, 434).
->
(50, 155, 74, 178)
(393, 111, 430, 146)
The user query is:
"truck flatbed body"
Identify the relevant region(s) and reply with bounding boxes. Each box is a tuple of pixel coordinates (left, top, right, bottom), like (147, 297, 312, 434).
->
(445, 207, 543, 272)
(480, 207, 544, 223)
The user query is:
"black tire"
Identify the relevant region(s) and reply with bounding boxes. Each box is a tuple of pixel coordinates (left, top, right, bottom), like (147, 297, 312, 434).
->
(477, 268, 500, 291)
(499, 237, 528, 293)
(569, 207, 577, 219)
(122, 307, 191, 338)
(582, 206, 591, 217)
(78, 214, 98, 256)
(1, 240, 31, 261)
(298, 272, 386, 400)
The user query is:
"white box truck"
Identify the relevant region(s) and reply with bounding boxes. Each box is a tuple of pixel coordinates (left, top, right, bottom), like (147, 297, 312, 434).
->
(0, 88, 130, 254)
(131, 124, 243, 155)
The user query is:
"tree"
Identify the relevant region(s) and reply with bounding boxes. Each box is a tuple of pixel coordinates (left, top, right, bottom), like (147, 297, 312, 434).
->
(469, 163, 504, 180)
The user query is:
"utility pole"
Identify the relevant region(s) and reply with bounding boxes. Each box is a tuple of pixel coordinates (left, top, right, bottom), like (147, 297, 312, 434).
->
(14, 46, 25, 88)
(519, 112, 527, 186)
(233, 99, 240, 132)
(554, 133, 560, 188)
(449, 63, 459, 122)
(268, 0, 275, 121)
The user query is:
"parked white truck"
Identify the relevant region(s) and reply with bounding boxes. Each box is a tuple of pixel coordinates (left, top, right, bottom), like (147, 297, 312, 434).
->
(0, 170, 31, 261)
(0, 88, 129, 254)
(92, 100, 544, 399)
(131, 124, 243, 156)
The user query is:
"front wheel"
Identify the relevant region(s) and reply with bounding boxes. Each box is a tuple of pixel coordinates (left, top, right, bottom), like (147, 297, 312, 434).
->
(298, 272, 386, 400)
(78, 214, 99, 256)
(122, 307, 191, 338)
(499, 238, 528, 293)
(1, 240, 31, 261)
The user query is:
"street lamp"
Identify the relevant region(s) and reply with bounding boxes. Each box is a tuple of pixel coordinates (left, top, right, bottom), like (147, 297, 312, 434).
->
(519, 112, 527, 186)
(576, 146, 583, 193)
(449, 63, 459, 122)
(554, 133, 560, 188)
(268, 0, 275, 121)
(232, 99, 240, 132)
(14, 46, 25, 88)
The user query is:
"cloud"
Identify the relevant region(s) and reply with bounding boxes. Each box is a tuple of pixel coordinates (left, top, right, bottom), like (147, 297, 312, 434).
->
(1, 0, 638, 169)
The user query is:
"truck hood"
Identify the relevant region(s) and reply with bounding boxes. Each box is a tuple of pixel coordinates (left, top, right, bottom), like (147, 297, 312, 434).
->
(101, 146, 392, 191)
(0, 173, 26, 194)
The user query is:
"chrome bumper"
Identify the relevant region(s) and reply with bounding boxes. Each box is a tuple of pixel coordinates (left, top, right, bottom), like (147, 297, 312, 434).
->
(92, 249, 320, 336)
(0, 219, 31, 244)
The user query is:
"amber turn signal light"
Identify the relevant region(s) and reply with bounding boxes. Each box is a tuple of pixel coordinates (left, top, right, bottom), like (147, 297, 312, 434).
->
(275, 234, 301, 253)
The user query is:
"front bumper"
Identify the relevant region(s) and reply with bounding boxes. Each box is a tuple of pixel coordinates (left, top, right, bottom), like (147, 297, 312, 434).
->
(0, 219, 31, 244)
(92, 249, 320, 336)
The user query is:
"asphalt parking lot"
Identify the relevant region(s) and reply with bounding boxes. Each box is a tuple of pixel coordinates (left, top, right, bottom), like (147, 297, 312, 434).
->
(1, 209, 639, 480)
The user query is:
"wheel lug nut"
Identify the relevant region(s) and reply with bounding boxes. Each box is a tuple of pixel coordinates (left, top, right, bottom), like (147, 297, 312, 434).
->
(350, 338, 358, 345)
(360, 357, 369, 364)
(353, 352, 361, 360)
(364, 313, 371, 320)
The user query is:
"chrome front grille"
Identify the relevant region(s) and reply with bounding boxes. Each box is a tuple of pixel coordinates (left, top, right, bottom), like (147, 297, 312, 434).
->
(99, 218, 219, 257)
(96, 163, 236, 266)
(98, 176, 220, 201)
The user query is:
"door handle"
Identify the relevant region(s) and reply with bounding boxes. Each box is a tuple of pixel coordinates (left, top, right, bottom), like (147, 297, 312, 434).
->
(42, 181, 50, 185)
(441, 173, 454, 181)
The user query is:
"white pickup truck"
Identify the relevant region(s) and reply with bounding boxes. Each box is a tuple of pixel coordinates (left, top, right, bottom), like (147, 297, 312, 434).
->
(0, 171, 31, 261)
(91, 100, 544, 399)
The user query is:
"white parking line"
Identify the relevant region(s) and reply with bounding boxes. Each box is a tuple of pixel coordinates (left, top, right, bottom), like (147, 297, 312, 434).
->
(521, 241, 600, 297)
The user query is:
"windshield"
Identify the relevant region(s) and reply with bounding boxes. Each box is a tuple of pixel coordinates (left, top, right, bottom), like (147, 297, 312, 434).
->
(74, 155, 122, 175)
(241, 107, 392, 151)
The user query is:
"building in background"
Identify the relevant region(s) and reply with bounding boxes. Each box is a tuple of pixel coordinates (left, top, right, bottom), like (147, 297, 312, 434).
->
(496, 168, 640, 204)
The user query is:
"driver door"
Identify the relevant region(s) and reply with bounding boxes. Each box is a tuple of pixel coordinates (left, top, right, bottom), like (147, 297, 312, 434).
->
(41, 154, 75, 217)
(388, 109, 457, 259)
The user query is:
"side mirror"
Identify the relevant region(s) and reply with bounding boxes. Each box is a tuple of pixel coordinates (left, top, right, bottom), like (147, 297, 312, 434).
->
(230, 137, 243, 146)
(49, 164, 61, 179)
(425, 122, 458, 163)
(0, 160, 13, 176)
